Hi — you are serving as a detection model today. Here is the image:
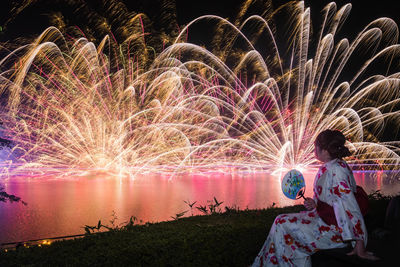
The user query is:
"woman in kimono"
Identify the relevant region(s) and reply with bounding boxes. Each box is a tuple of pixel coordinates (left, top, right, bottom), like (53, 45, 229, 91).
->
(252, 130, 379, 266)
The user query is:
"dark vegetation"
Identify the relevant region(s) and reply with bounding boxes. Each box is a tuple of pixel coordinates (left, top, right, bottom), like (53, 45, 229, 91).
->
(0, 188, 25, 205)
(0, 192, 398, 266)
(0, 121, 24, 205)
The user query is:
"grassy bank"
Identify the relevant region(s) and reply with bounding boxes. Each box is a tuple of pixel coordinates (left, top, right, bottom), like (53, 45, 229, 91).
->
(0, 193, 397, 266)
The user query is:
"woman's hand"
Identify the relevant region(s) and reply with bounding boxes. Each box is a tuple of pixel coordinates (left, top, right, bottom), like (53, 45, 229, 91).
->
(303, 197, 316, 210)
(347, 240, 380, 261)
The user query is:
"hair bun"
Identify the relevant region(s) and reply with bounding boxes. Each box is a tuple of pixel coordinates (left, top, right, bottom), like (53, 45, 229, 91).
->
(315, 129, 352, 159)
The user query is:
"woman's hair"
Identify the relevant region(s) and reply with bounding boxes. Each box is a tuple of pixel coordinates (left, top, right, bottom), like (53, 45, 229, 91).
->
(315, 129, 351, 159)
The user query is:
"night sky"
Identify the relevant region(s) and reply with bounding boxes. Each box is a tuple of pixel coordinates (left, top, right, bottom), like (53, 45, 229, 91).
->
(0, 0, 398, 44)
(0, 1, 398, 74)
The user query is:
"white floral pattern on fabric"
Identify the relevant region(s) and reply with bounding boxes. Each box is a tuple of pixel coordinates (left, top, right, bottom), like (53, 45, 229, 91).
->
(315, 159, 367, 244)
(252, 159, 367, 266)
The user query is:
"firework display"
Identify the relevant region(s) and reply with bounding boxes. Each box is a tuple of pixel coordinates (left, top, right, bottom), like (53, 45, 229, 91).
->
(0, 1, 399, 178)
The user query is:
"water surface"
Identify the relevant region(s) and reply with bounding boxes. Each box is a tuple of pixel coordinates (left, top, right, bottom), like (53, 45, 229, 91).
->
(0, 170, 399, 244)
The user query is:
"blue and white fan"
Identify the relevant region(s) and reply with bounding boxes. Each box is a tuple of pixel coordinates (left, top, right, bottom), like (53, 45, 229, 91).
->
(281, 169, 306, 200)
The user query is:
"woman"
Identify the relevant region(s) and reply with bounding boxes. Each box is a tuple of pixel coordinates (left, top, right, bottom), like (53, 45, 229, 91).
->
(252, 129, 378, 266)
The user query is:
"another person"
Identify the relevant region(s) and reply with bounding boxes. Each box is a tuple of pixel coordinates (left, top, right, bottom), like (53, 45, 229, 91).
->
(251, 129, 379, 266)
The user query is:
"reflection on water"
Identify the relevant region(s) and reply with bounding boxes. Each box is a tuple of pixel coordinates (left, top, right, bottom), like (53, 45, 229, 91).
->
(0, 170, 399, 243)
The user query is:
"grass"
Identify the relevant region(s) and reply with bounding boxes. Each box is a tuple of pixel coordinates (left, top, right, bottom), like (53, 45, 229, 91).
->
(0, 193, 396, 266)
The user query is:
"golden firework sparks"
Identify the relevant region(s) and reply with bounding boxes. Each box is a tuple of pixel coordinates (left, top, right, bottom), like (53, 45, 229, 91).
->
(0, 1, 399, 178)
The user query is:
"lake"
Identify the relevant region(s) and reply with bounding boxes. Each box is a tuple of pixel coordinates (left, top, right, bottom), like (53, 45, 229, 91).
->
(1, 169, 399, 244)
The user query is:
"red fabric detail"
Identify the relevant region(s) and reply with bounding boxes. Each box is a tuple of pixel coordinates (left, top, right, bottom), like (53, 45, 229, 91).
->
(354, 220, 364, 236)
(356, 186, 369, 215)
(332, 186, 341, 197)
(275, 218, 286, 224)
(339, 162, 347, 168)
(270, 256, 278, 265)
(318, 225, 331, 233)
(317, 186, 322, 195)
(316, 185, 369, 226)
(269, 243, 276, 253)
(331, 234, 343, 243)
(335, 226, 343, 233)
(284, 234, 294, 245)
(346, 210, 353, 219)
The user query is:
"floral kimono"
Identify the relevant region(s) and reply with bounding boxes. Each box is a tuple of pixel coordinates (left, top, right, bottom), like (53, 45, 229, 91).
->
(252, 158, 367, 266)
